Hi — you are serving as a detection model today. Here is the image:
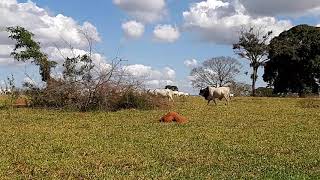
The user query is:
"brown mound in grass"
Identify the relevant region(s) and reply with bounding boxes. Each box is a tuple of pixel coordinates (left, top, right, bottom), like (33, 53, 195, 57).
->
(13, 97, 29, 108)
(160, 111, 188, 124)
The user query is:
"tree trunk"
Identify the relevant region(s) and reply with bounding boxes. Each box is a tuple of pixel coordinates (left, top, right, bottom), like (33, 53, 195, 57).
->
(251, 67, 258, 97)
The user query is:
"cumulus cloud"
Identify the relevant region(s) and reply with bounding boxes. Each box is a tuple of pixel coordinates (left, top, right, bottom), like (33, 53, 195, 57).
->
(153, 24, 180, 43)
(0, 0, 103, 65)
(183, 0, 292, 44)
(184, 59, 198, 68)
(45, 47, 111, 73)
(113, 0, 166, 23)
(123, 64, 177, 89)
(122, 20, 145, 39)
(239, 0, 320, 17)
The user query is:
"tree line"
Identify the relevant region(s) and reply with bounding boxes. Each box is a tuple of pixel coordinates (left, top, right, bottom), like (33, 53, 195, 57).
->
(4, 24, 320, 100)
(190, 24, 320, 97)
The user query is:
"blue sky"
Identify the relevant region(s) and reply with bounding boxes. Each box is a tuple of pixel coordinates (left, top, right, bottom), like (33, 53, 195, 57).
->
(1, 0, 320, 93)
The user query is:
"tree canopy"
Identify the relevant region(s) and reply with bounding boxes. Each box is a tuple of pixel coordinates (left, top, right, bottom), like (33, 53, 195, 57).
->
(263, 24, 320, 95)
(233, 27, 272, 96)
(6, 26, 57, 82)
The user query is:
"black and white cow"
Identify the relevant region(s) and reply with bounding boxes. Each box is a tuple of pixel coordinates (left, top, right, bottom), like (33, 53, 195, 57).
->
(199, 86, 231, 105)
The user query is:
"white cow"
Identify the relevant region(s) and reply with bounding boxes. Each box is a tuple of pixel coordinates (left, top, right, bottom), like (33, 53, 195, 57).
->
(177, 92, 190, 97)
(172, 91, 180, 97)
(199, 86, 231, 105)
(153, 89, 174, 101)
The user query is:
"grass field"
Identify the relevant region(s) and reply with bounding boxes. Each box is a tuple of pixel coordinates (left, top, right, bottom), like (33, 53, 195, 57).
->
(0, 97, 319, 179)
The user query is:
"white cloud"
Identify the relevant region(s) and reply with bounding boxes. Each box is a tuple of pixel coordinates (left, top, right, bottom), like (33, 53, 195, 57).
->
(44, 47, 111, 74)
(183, 0, 292, 44)
(123, 64, 177, 89)
(317, 24, 320, 27)
(0, 0, 110, 78)
(184, 59, 198, 68)
(124, 64, 176, 80)
(23, 77, 36, 85)
(153, 24, 180, 43)
(239, 0, 320, 17)
(163, 67, 176, 79)
(122, 20, 145, 39)
(113, 0, 166, 23)
(0, 1, 100, 48)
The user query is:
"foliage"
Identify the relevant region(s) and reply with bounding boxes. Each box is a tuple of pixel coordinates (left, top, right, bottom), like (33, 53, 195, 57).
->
(6, 26, 169, 112)
(233, 27, 273, 96)
(229, 81, 251, 96)
(0, 75, 20, 110)
(24, 80, 169, 111)
(0, 97, 320, 179)
(190, 56, 241, 88)
(116, 90, 170, 111)
(6, 26, 57, 82)
(263, 24, 320, 96)
(255, 87, 276, 97)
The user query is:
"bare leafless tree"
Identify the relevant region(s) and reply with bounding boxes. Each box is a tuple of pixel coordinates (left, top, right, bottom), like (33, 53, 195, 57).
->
(190, 56, 241, 88)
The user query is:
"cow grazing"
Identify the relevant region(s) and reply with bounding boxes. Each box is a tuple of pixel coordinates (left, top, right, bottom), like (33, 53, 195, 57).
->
(165, 85, 178, 92)
(153, 89, 174, 101)
(199, 86, 231, 105)
(172, 91, 180, 97)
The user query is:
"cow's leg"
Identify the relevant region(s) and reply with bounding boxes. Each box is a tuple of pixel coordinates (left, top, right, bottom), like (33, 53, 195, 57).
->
(224, 95, 229, 105)
(207, 100, 211, 105)
(169, 95, 174, 102)
(213, 99, 217, 105)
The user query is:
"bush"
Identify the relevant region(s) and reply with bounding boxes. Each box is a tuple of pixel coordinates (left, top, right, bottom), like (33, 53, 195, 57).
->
(24, 80, 170, 112)
(115, 91, 170, 111)
(255, 87, 277, 97)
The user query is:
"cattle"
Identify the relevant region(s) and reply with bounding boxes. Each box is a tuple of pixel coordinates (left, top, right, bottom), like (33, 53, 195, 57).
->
(165, 85, 178, 92)
(153, 89, 174, 101)
(172, 91, 180, 97)
(0, 88, 11, 95)
(199, 86, 231, 105)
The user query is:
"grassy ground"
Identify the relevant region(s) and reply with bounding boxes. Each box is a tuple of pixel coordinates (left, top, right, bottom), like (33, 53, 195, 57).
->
(0, 97, 319, 179)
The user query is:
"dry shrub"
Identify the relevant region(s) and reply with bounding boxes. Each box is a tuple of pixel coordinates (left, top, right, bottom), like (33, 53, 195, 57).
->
(115, 91, 170, 111)
(298, 98, 320, 108)
(24, 80, 171, 111)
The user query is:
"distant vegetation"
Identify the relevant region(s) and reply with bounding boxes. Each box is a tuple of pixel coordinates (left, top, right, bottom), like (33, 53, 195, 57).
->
(4, 26, 169, 111)
(2, 24, 320, 112)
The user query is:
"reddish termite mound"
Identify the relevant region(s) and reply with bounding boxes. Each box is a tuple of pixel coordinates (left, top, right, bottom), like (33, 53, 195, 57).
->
(160, 112, 188, 124)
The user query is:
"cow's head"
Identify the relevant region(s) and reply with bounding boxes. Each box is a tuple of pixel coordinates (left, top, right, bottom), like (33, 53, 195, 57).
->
(199, 87, 210, 100)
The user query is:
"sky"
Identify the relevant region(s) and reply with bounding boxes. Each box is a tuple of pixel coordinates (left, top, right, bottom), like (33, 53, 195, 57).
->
(0, 0, 320, 94)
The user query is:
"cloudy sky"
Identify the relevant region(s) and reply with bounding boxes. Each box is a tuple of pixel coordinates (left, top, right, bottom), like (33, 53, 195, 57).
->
(0, 0, 320, 94)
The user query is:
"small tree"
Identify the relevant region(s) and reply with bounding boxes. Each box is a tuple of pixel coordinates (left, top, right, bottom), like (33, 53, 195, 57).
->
(233, 27, 272, 96)
(6, 26, 57, 82)
(190, 56, 241, 88)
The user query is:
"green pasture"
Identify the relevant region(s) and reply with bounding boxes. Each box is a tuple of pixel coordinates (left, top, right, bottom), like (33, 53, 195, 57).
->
(0, 97, 319, 179)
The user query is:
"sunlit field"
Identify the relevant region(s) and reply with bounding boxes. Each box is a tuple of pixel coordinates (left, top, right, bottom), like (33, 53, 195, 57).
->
(0, 97, 319, 179)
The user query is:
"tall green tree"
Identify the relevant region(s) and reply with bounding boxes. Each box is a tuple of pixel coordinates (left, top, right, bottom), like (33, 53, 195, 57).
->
(6, 26, 57, 82)
(263, 24, 320, 96)
(233, 27, 273, 96)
